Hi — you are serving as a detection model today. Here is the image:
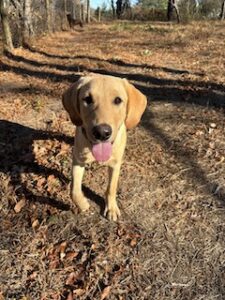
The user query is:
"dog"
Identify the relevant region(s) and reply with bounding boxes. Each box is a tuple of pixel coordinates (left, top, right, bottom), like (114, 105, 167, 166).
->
(66, 13, 83, 28)
(62, 73, 147, 221)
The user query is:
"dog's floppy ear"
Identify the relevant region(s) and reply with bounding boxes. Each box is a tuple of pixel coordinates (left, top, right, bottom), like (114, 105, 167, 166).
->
(62, 80, 82, 126)
(123, 79, 147, 129)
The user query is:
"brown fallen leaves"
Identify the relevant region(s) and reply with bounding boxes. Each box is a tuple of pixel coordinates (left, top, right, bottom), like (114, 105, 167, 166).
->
(0, 292, 4, 300)
(100, 286, 111, 300)
(34, 222, 143, 299)
(14, 198, 26, 213)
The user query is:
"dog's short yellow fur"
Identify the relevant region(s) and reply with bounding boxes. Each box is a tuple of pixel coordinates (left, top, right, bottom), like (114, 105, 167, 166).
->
(62, 73, 147, 221)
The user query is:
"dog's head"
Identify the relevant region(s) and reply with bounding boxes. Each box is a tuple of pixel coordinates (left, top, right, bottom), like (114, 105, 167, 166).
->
(62, 74, 147, 161)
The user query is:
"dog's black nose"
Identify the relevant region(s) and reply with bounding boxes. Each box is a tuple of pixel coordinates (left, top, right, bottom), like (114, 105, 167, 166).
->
(92, 124, 112, 141)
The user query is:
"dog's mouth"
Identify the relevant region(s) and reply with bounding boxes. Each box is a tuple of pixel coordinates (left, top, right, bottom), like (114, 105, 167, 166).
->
(91, 142, 112, 162)
(81, 127, 113, 162)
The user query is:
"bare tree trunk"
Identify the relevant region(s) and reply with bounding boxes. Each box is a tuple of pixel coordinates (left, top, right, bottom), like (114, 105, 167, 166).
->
(23, 0, 34, 43)
(173, 1, 180, 23)
(116, 0, 123, 18)
(78, 0, 81, 21)
(194, 0, 199, 14)
(81, 3, 84, 22)
(167, 0, 173, 20)
(45, 0, 52, 32)
(111, 0, 115, 18)
(62, 0, 67, 29)
(0, 0, 13, 50)
(72, 0, 75, 19)
(86, 0, 90, 23)
(10, 0, 23, 45)
(51, 0, 56, 32)
(167, 0, 180, 23)
(63, 0, 67, 16)
(220, 0, 225, 20)
(96, 6, 100, 21)
(186, 0, 190, 16)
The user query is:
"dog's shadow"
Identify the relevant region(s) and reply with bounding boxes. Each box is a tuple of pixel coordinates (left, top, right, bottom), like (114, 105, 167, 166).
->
(0, 120, 105, 214)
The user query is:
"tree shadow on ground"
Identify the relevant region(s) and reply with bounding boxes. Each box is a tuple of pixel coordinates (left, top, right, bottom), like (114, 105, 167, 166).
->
(22, 43, 202, 76)
(142, 109, 225, 206)
(0, 120, 104, 212)
(1, 48, 225, 212)
(0, 60, 79, 83)
(82, 185, 105, 215)
(0, 82, 53, 96)
(2, 50, 225, 109)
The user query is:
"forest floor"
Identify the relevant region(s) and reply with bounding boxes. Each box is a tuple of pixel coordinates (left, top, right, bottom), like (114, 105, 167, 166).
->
(0, 20, 225, 300)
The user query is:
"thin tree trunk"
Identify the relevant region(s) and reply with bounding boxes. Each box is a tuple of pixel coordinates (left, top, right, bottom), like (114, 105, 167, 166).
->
(194, 0, 199, 14)
(186, 0, 190, 16)
(86, 0, 90, 23)
(167, 0, 173, 21)
(116, 0, 123, 18)
(111, 0, 115, 18)
(45, 0, 52, 32)
(72, 0, 75, 19)
(97, 7, 101, 21)
(220, 0, 225, 20)
(0, 0, 13, 50)
(51, 0, 56, 32)
(62, 0, 67, 29)
(78, 0, 81, 21)
(173, 1, 180, 23)
(81, 3, 84, 22)
(167, 0, 180, 23)
(10, 0, 23, 45)
(23, 0, 34, 43)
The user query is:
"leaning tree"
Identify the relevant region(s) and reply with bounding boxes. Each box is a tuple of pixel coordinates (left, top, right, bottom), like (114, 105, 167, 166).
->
(167, 0, 180, 23)
(220, 0, 225, 20)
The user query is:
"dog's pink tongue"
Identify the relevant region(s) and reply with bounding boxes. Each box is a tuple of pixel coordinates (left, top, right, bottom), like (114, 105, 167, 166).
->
(92, 142, 112, 162)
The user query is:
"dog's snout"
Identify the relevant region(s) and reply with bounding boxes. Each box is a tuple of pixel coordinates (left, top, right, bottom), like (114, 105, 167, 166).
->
(92, 124, 112, 141)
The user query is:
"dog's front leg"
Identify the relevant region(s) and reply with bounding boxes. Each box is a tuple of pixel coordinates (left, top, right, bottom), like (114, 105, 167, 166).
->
(104, 162, 122, 221)
(71, 163, 90, 212)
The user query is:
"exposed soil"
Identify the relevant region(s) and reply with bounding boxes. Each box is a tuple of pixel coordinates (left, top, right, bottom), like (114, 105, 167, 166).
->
(0, 21, 225, 300)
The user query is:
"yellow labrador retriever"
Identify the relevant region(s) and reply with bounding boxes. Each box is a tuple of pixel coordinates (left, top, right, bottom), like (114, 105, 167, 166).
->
(62, 73, 147, 221)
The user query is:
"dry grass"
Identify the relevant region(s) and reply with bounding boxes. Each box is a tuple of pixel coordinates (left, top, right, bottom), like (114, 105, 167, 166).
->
(0, 20, 225, 299)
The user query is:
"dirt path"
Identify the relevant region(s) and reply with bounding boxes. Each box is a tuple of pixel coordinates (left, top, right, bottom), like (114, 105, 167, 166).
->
(0, 22, 225, 299)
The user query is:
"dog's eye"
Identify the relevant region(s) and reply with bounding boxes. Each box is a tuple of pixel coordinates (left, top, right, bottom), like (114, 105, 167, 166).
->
(113, 97, 122, 105)
(83, 96, 93, 105)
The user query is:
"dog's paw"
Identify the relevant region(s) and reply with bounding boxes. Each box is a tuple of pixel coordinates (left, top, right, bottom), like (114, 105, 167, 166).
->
(104, 204, 121, 221)
(79, 199, 90, 212)
(72, 194, 90, 212)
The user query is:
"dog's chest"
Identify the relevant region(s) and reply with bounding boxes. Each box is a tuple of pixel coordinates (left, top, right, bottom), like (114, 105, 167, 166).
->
(73, 144, 95, 164)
